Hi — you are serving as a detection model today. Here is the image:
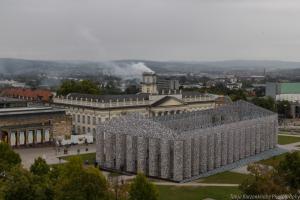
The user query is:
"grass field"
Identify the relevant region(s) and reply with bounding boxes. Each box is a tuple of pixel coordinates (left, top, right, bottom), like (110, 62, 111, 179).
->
(60, 152, 96, 165)
(257, 151, 300, 167)
(157, 185, 240, 200)
(278, 135, 300, 145)
(257, 153, 287, 167)
(198, 171, 253, 184)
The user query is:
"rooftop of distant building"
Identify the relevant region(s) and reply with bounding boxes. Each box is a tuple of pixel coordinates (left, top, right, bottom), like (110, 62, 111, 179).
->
(0, 96, 26, 103)
(0, 87, 53, 102)
(63, 91, 218, 103)
(0, 106, 65, 117)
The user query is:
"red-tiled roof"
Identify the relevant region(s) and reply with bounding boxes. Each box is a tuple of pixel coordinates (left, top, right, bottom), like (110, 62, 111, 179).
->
(0, 87, 53, 102)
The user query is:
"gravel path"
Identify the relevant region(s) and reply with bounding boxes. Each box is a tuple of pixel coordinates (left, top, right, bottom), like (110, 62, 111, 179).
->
(278, 133, 300, 137)
(278, 142, 300, 151)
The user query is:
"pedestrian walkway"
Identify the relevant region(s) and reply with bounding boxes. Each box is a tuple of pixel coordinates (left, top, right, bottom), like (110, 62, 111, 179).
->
(154, 182, 239, 187)
(278, 142, 300, 151)
(278, 133, 300, 137)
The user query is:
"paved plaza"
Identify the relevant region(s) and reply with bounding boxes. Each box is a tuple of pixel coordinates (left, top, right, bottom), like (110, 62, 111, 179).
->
(14, 144, 96, 168)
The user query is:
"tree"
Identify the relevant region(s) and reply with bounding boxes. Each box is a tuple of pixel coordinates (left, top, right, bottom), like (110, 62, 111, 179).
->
(240, 153, 300, 197)
(30, 157, 50, 176)
(125, 85, 139, 94)
(82, 167, 111, 200)
(228, 89, 247, 101)
(1, 166, 53, 200)
(57, 80, 101, 96)
(48, 165, 61, 183)
(79, 80, 102, 95)
(276, 152, 300, 191)
(108, 173, 130, 200)
(239, 164, 287, 196)
(276, 100, 291, 118)
(56, 80, 78, 96)
(207, 82, 228, 95)
(251, 96, 276, 112)
(253, 87, 265, 97)
(54, 157, 109, 200)
(1, 167, 36, 200)
(102, 81, 123, 95)
(129, 173, 158, 200)
(198, 83, 247, 101)
(0, 143, 21, 173)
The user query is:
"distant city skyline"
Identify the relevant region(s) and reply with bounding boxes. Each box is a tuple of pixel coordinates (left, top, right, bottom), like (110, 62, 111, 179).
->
(1, 0, 300, 61)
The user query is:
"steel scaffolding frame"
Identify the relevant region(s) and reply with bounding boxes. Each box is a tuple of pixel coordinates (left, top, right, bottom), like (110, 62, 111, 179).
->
(96, 100, 279, 182)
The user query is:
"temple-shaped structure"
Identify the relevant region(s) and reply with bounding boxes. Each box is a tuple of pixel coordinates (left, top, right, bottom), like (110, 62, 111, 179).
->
(96, 100, 278, 182)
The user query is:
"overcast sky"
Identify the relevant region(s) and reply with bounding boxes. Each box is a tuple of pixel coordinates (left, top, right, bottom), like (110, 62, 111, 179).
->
(1, 0, 300, 61)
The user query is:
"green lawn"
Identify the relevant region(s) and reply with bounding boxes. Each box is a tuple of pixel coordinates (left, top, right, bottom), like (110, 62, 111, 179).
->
(257, 151, 300, 168)
(255, 134, 300, 167)
(60, 152, 96, 165)
(157, 185, 240, 200)
(198, 171, 253, 184)
(278, 135, 300, 145)
(257, 153, 287, 167)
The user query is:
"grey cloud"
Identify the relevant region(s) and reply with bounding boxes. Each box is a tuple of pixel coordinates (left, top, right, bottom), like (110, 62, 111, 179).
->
(0, 0, 300, 61)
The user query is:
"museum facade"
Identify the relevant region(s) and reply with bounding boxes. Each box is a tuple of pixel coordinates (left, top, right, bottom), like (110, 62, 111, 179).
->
(52, 91, 227, 136)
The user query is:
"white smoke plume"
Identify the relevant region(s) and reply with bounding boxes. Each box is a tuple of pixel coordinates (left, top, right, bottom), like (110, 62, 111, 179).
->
(105, 62, 154, 80)
(130, 62, 154, 73)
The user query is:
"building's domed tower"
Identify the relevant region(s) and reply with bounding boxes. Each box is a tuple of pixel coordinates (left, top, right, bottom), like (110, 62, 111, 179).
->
(141, 72, 158, 94)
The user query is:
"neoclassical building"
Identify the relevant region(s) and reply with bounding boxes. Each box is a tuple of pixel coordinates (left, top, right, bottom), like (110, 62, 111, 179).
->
(0, 97, 71, 147)
(96, 101, 278, 182)
(52, 72, 228, 136)
(52, 91, 227, 136)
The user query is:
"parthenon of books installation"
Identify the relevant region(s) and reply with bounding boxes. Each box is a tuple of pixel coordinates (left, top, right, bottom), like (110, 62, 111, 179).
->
(96, 100, 279, 182)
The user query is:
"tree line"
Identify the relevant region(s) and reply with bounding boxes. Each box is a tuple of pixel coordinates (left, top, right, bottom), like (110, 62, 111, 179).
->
(56, 80, 139, 96)
(188, 83, 291, 117)
(0, 143, 158, 200)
